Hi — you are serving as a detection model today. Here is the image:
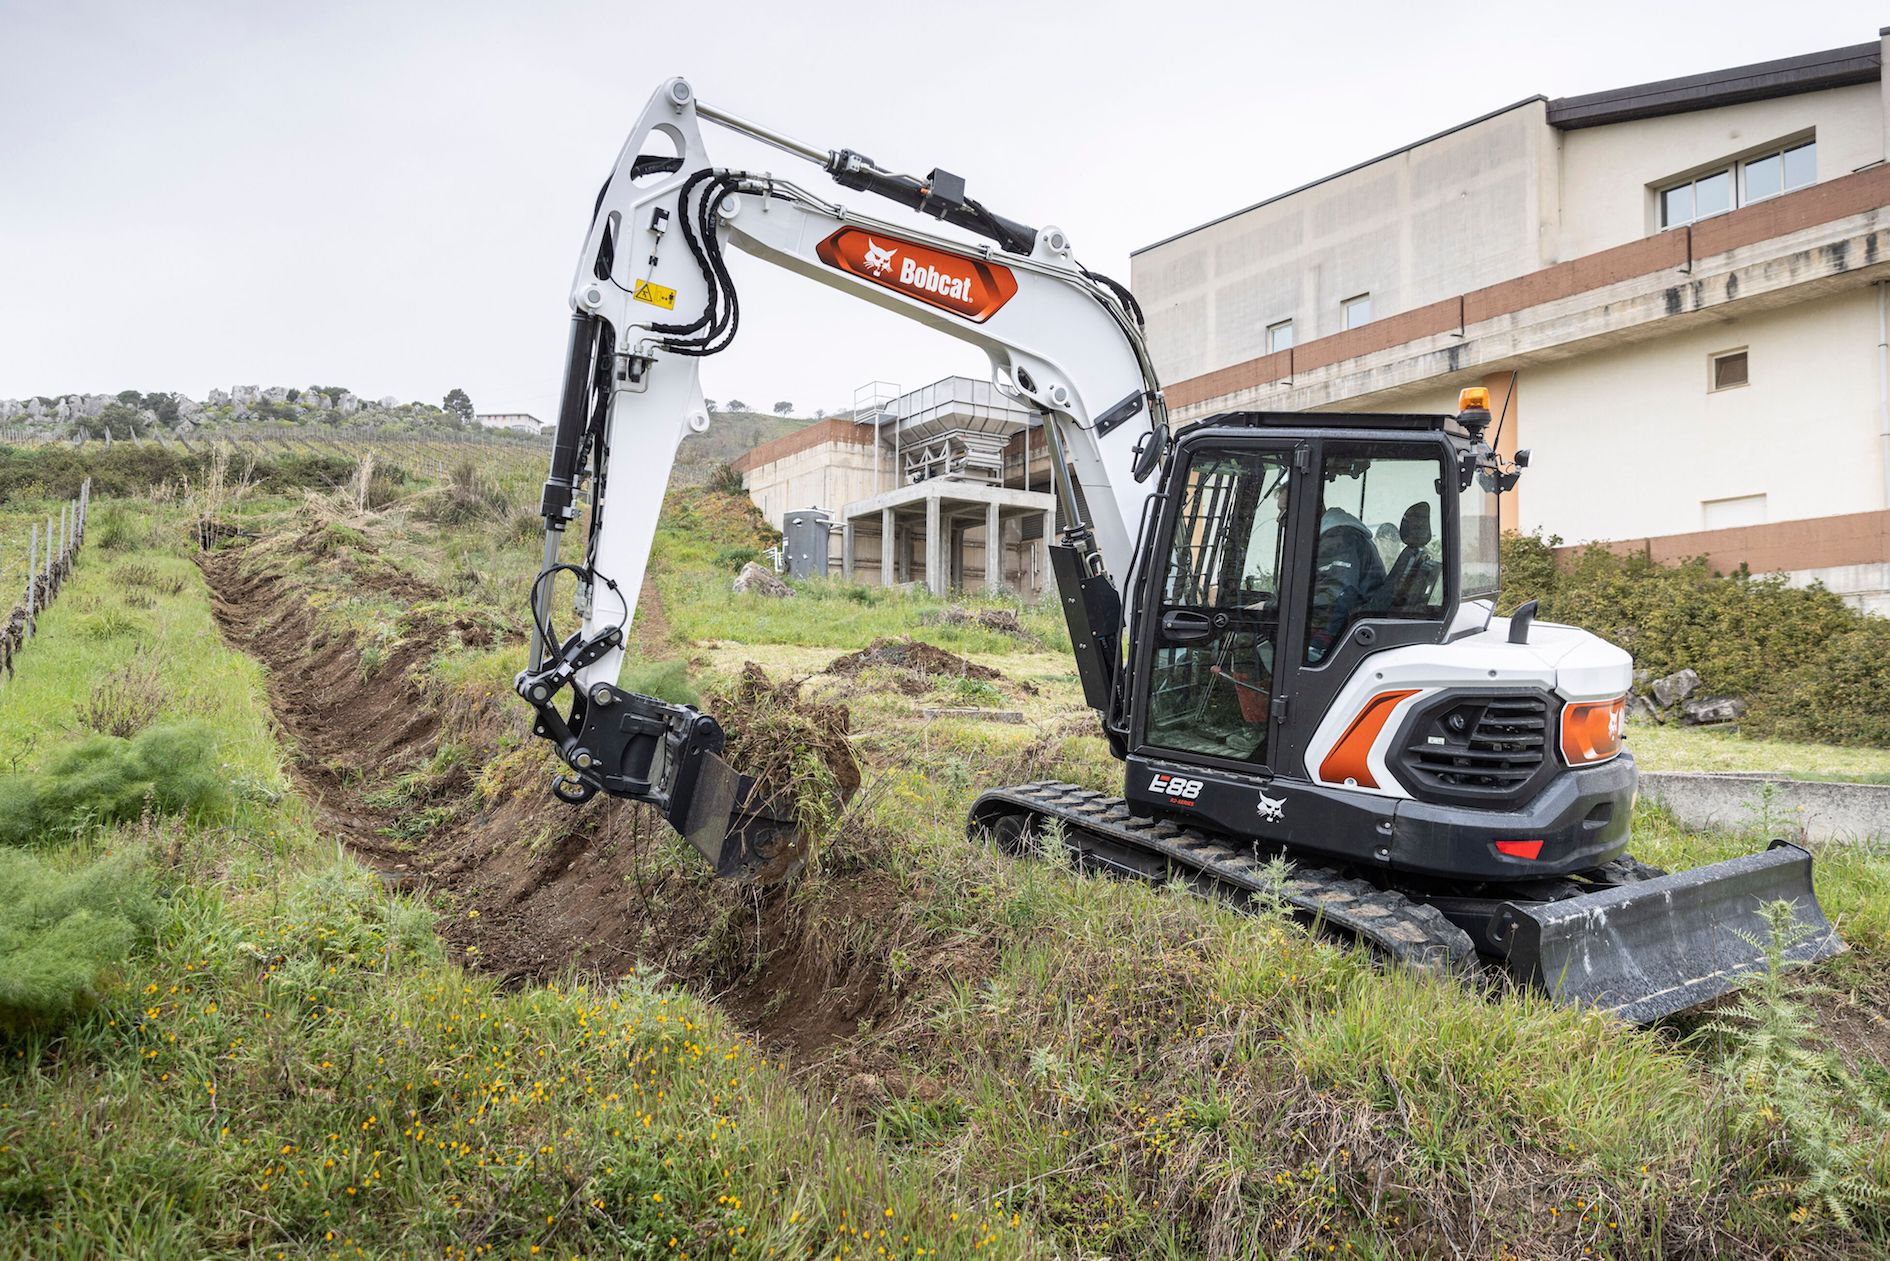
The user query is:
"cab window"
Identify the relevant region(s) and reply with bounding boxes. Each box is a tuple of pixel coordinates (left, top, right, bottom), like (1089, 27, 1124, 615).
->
(1304, 442, 1446, 663)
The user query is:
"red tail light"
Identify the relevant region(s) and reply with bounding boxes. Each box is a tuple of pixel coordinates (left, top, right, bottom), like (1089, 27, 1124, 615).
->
(1560, 696, 1625, 766)
(1495, 839, 1544, 859)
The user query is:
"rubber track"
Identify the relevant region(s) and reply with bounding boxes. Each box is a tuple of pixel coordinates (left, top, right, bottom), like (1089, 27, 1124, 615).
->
(970, 781, 1477, 974)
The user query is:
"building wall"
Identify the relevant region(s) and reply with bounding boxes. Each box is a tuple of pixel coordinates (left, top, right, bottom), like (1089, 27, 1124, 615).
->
(1519, 285, 1885, 542)
(742, 441, 881, 529)
(1134, 102, 1553, 386)
(1555, 82, 1885, 259)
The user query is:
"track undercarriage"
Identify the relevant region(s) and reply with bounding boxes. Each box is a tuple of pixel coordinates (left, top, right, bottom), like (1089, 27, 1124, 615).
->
(969, 781, 1842, 1022)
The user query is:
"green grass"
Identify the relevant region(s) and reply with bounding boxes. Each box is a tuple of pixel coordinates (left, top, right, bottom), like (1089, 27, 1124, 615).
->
(1629, 721, 1890, 780)
(0, 498, 1043, 1260)
(15, 482, 1890, 1257)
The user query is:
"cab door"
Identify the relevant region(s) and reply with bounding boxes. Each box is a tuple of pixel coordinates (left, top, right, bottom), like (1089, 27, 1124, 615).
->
(1133, 441, 1307, 772)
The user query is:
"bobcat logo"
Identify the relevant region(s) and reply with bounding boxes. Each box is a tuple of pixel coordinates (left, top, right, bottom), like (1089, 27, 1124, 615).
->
(862, 238, 897, 276)
(1256, 791, 1287, 823)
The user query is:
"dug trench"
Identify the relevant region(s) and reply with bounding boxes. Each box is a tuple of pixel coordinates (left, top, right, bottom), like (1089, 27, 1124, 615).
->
(194, 544, 986, 1073)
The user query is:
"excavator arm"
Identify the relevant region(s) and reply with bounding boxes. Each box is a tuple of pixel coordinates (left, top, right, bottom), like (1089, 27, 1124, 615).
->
(515, 77, 1164, 878)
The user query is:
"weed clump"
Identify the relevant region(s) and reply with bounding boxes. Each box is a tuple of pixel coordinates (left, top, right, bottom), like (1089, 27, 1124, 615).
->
(705, 664, 859, 841)
(421, 460, 514, 525)
(0, 721, 231, 846)
(73, 657, 168, 739)
(0, 846, 158, 1028)
(1702, 900, 1890, 1228)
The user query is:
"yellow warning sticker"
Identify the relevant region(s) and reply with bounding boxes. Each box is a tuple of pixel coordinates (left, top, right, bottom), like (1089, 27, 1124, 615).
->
(632, 279, 677, 310)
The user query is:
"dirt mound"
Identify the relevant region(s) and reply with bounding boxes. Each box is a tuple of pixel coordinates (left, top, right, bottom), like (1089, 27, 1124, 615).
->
(919, 604, 1041, 644)
(826, 636, 1001, 681)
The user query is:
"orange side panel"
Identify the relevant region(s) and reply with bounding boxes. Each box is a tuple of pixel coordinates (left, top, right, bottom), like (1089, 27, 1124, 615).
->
(1318, 689, 1421, 789)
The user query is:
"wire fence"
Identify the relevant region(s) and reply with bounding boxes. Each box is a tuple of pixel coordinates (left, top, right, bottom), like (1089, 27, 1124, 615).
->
(1, 478, 90, 683)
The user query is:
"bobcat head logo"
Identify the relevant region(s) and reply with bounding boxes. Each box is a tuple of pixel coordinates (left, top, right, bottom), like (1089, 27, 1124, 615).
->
(1256, 791, 1287, 823)
(862, 239, 897, 276)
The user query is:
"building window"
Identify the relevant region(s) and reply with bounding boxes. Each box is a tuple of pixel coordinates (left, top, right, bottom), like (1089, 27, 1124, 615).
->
(1267, 319, 1294, 353)
(1658, 137, 1816, 228)
(1710, 348, 1749, 392)
(1341, 293, 1372, 330)
(1742, 140, 1817, 205)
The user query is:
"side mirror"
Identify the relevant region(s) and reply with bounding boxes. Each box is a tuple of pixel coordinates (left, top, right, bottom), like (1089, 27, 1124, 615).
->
(1514, 449, 1531, 468)
(1131, 425, 1168, 483)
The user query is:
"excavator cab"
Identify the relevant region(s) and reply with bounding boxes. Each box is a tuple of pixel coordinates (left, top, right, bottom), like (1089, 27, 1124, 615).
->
(1135, 418, 1466, 774)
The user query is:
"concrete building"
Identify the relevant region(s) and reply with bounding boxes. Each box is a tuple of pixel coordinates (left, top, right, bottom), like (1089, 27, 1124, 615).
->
(1132, 33, 1890, 612)
(475, 412, 546, 434)
(730, 376, 1058, 595)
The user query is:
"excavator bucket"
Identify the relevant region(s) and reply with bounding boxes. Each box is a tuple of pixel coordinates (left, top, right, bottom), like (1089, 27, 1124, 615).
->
(1497, 842, 1843, 1023)
(672, 748, 807, 883)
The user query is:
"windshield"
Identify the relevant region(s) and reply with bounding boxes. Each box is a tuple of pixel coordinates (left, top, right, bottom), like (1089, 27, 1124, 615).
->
(1459, 468, 1501, 601)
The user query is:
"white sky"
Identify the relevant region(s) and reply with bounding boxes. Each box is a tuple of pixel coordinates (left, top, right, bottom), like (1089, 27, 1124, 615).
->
(1, 1, 1881, 419)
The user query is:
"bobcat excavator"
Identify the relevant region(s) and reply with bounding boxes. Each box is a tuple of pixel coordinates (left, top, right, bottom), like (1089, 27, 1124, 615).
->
(515, 78, 1841, 1023)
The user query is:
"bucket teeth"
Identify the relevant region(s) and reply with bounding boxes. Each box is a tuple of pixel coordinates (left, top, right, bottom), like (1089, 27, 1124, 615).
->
(1499, 842, 1843, 1023)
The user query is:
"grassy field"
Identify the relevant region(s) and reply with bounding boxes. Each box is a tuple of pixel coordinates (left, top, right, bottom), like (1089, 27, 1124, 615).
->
(3, 460, 1890, 1258)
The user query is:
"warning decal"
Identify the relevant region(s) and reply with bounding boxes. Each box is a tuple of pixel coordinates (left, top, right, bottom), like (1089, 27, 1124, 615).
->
(632, 279, 677, 310)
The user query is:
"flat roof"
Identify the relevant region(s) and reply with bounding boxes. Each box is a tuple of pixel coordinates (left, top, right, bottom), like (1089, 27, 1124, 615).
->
(1137, 37, 1883, 256)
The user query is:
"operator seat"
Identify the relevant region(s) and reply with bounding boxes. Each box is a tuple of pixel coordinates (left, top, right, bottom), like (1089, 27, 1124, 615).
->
(1379, 501, 1440, 611)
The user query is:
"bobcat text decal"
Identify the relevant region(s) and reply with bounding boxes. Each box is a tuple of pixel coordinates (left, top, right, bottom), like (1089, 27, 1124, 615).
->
(815, 227, 1018, 323)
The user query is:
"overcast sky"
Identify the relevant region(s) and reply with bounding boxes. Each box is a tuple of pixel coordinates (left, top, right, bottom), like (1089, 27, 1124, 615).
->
(1, 1, 1882, 419)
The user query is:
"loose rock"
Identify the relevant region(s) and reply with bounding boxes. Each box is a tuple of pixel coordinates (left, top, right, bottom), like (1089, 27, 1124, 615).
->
(1651, 668, 1702, 709)
(732, 561, 794, 598)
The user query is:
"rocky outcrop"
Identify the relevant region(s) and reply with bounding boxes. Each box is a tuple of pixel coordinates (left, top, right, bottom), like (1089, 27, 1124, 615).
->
(732, 561, 793, 598)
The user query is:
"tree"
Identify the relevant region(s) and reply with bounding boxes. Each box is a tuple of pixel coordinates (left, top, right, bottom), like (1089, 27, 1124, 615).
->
(772, 400, 794, 415)
(139, 391, 180, 427)
(724, 399, 750, 413)
(442, 388, 474, 427)
(76, 402, 147, 440)
(814, 408, 827, 420)
(704, 399, 720, 412)
(115, 389, 143, 405)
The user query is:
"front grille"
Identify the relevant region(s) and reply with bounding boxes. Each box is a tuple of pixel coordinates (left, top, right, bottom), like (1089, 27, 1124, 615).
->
(1399, 693, 1550, 804)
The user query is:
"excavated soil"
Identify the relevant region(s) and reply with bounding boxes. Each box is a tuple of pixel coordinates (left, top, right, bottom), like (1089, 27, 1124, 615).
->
(197, 547, 929, 1058)
(826, 636, 1001, 681)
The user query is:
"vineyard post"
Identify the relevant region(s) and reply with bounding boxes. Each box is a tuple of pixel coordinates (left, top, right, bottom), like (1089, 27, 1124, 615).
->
(44, 514, 53, 596)
(25, 522, 36, 638)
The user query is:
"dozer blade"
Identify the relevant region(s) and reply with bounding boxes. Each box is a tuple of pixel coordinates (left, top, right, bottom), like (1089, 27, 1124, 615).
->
(1497, 842, 1843, 1023)
(675, 749, 806, 884)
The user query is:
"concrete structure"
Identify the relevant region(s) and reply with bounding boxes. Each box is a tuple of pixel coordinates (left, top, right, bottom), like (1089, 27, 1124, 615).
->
(1640, 771, 1890, 844)
(475, 412, 546, 434)
(1132, 34, 1890, 612)
(731, 376, 1058, 595)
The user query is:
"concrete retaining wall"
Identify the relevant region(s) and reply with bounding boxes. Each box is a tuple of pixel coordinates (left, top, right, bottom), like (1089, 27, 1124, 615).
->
(1640, 771, 1890, 844)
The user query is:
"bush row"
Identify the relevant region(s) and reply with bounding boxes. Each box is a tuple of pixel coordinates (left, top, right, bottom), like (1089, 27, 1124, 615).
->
(0, 443, 401, 501)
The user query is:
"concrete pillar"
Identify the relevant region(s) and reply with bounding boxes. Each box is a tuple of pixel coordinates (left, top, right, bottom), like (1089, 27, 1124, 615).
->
(880, 508, 894, 587)
(925, 493, 945, 595)
(841, 521, 855, 581)
(985, 501, 1002, 592)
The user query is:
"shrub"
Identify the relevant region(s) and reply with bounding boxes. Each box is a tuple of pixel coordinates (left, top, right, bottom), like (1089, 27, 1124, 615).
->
(0, 721, 232, 846)
(0, 847, 159, 1028)
(1499, 531, 1867, 726)
(1747, 619, 1890, 746)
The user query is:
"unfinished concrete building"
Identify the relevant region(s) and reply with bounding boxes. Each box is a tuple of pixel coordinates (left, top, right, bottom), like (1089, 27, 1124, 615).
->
(731, 376, 1058, 595)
